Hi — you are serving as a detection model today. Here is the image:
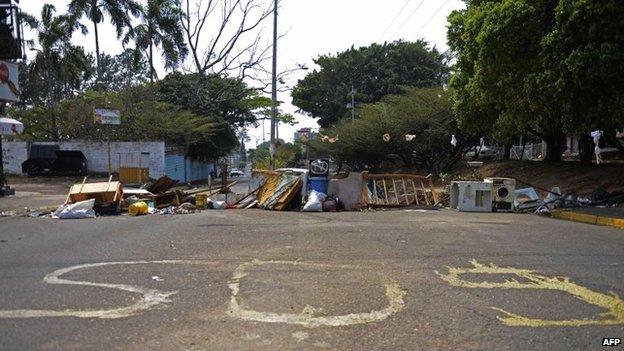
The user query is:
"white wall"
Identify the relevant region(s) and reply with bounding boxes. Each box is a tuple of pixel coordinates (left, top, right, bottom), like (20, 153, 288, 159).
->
(1, 141, 165, 177)
(1, 141, 28, 174)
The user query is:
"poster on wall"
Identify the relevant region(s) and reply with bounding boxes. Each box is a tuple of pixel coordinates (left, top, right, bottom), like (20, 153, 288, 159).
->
(0, 61, 20, 103)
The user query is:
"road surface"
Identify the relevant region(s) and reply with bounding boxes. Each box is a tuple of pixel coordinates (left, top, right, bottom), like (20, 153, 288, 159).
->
(0, 209, 622, 350)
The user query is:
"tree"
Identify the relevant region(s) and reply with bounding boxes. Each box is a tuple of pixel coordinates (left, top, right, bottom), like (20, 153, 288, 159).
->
(292, 41, 450, 127)
(447, 0, 624, 163)
(156, 72, 270, 159)
(68, 0, 142, 84)
(19, 5, 93, 138)
(177, 0, 274, 77)
(10, 84, 218, 147)
(532, 0, 624, 163)
(94, 49, 151, 91)
(124, 0, 187, 82)
(310, 87, 468, 174)
(249, 141, 301, 169)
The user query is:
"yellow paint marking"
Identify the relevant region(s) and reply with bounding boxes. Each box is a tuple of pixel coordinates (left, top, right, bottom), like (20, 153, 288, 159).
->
(0, 260, 215, 319)
(437, 260, 624, 327)
(227, 259, 406, 328)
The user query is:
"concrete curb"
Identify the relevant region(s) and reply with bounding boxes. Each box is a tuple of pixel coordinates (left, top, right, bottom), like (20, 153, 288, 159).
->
(551, 210, 624, 230)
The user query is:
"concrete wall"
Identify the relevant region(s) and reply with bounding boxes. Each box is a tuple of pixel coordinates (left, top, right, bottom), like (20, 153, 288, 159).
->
(1, 140, 165, 177)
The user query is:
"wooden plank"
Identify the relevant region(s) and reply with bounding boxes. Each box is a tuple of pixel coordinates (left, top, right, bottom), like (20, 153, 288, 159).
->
(391, 178, 399, 205)
(410, 178, 419, 205)
(420, 180, 430, 205)
(382, 179, 389, 205)
(401, 177, 410, 205)
(428, 176, 439, 204)
(372, 179, 378, 205)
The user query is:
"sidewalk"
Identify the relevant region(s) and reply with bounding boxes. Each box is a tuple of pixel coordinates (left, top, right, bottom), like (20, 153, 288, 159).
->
(551, 207, 624, 229)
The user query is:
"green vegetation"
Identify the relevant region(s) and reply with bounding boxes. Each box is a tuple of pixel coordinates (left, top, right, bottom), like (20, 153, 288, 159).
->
(248, 141, 302, 170)
(310, 88, 467, 173)
(447, 0, 624, 162)
(292, 41, 449, 128)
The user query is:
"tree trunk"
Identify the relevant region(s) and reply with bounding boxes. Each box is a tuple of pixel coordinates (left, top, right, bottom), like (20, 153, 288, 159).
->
(577, 133, 593, 165)
(504, 143, 512, 160)
(543, 133, 565, 163)
(93, 18, 101, 86)
(149, 40, 154, 83)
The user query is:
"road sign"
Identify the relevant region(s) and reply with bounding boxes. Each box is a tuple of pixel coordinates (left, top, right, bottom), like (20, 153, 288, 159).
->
(94, 109, 121, 125)
(0, 61, 20, 103)
(309, 159, 329, 177)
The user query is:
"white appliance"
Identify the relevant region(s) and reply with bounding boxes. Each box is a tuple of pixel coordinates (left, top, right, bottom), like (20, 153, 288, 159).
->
(485, 177, 516, 212)
(450, 181, 493, 212)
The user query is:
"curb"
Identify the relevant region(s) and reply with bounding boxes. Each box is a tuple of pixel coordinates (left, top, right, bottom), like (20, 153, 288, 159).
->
(550, 210, 624, 230)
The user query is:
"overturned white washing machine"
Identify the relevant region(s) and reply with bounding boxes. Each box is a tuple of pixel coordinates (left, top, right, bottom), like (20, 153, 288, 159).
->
(484, 177, 516, 212)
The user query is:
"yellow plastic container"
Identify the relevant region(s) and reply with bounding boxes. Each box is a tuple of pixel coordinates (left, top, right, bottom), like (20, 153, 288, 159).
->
(128, 201, 148, 216)
(196, 194, 208, 208)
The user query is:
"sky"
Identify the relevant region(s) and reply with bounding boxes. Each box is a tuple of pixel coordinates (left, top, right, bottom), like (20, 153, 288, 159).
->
(20, 0, 466, 147)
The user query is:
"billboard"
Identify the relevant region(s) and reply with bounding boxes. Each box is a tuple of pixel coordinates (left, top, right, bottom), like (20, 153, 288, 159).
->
(0, 61, 20, 103)
(94, 109, 121, 125)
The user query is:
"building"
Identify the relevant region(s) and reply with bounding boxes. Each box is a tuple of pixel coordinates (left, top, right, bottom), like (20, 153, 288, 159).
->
(294, 128, 318, 143)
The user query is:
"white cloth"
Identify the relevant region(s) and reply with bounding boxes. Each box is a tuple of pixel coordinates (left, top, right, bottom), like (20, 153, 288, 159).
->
(591, 130, 603, 164)
(451, 135, 458, 147)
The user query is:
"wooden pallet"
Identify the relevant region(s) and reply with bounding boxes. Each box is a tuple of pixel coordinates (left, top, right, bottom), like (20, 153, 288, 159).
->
(362, 173, 438, 207)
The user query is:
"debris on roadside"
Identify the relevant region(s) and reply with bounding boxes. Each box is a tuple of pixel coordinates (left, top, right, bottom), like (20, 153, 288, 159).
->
(52, 199, 97, 219)
(65, 176, 123, 215)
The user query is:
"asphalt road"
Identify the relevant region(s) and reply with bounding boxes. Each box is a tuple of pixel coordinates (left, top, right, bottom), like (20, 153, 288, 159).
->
(0, 209, 622, 350)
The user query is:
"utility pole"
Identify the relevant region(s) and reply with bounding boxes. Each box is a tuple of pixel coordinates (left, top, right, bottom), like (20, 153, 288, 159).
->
(269, 0, 278, 170)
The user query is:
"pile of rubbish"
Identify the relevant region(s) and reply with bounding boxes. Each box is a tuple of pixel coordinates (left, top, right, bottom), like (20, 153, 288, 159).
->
(26, 167, 443, 219)
(40, 175, 240, 219)
(447, 175, 624, 215)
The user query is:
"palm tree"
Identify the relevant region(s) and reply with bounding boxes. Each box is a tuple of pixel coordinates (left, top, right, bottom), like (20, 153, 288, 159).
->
(21, 4, 92, 105)
(124, 0, 188, 82)
(68, 0, 142, 83)
(20, 5, 92, 139)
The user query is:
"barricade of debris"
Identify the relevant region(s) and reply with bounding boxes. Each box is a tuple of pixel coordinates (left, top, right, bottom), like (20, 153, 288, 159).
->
(233, 168, 440, 212)
(443, 162, 624, 215)
(26, 174, 241, 219)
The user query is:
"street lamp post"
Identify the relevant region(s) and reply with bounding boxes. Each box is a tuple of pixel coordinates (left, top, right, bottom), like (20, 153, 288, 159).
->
(269, 0, 278, 170)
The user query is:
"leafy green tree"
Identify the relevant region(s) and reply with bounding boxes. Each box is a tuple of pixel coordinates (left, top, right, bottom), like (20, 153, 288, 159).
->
(292, 41, 450, 127)
(310, 87, 467, 174)
(447, 0, 624, 162)
(11, 84, 217, 147)
(18, 5, 93, 138)
(123, 0, 187, 82)
(156, 72, 270, 159)
(94, 49, 151, 91)
(68, 0, 142, 83)
(249, 141, 302, 170)
(532, 0, 624, 162)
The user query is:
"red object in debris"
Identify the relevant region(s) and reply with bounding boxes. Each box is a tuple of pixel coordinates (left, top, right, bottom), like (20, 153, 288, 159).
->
(0, 63, 8, 83)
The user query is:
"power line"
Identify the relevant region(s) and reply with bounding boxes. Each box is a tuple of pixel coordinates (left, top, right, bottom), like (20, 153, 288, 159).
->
(377, 0, 412, 42)
(391, 0, 425, 40)
(413, 0, 452, 38)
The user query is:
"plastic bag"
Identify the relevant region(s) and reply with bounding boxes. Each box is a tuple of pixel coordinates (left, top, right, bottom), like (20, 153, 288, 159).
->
(302, 190, 327, 212)
(52, 199, 96, 219)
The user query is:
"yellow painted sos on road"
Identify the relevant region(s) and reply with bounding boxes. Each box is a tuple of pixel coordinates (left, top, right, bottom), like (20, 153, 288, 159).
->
(438, 260, 624, 327)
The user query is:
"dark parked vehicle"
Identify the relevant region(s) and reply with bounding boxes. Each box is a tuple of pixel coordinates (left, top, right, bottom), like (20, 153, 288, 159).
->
(22, 150, 88, 176)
